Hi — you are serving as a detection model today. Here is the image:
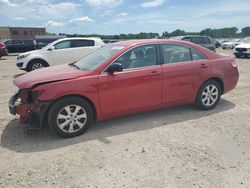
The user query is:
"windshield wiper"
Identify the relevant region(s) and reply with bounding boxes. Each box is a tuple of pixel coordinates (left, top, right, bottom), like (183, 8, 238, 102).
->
(69, 62, 80, 70)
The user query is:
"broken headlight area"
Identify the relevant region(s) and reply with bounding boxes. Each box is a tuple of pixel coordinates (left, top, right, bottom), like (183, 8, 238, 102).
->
(9, 89, 49, 128)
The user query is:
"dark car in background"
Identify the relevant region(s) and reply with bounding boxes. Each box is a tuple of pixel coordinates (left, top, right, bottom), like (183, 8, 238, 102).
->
(3, 39, 37, 53)
(0, 42, 8, 58)
(170, 35, 216, 51)
(36, 38, 58, 49)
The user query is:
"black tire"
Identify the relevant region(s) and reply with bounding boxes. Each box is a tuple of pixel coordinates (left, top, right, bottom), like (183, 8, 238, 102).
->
(235, 55, 241, 58)
(48, 96, 94, 138)
(27, 60, 47, 72)
(195, 80, 222, 110)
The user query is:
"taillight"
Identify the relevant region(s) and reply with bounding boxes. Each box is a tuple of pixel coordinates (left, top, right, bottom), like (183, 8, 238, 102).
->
(0, 43, 5, 49)
(230, 59, 237, 68)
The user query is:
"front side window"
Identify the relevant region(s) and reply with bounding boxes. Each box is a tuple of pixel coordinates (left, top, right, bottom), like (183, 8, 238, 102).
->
(71, 40, 94, 48)
(161, 44, 192, 64)
(54, 41, 71, 49)
(113, 44, 157, 69)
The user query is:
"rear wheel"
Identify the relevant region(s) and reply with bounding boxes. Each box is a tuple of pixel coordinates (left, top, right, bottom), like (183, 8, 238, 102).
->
(28, 60, 47, 71)
(235, 55, 241, 58)
(48, 96, 93, 138)
(195, 80, 222, 110)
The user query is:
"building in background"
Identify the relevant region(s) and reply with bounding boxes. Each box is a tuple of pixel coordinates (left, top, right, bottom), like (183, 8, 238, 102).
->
(0, 27, 46, 40)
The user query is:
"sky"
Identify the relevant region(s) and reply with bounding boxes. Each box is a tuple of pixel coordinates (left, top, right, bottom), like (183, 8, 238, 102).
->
(0, 0, 250, 35)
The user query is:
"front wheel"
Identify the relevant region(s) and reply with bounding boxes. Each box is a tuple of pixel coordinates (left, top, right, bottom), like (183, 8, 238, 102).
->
(28, 60, 46, 71)
(48, 96, 94, 138)
(195, 80, 222, 110)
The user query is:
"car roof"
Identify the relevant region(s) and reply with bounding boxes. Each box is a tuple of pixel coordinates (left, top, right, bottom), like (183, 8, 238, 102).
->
(109, 39, 224, 61)
(56, 37, 102, 42)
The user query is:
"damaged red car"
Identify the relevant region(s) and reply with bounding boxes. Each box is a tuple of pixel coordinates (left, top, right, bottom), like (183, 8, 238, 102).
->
(9, 39, 239, 137)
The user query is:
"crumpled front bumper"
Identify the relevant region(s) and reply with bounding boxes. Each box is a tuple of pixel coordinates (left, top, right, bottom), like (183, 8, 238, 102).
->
(9, 93, 51, 129)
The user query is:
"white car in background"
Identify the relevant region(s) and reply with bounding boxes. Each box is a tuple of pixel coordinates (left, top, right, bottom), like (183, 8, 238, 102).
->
(234, 37, 250, 58)
(17, 37, 105, 71)
(221, 39, 240, 49)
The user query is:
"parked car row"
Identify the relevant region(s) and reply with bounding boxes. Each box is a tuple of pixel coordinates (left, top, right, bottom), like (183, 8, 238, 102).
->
(1, 37, 65, 53)
(9, 39, 239, 137)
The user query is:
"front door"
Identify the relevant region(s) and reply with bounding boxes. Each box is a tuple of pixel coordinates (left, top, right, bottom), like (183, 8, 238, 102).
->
(98, 44, 162, 117)
(48, 40, 72, 65)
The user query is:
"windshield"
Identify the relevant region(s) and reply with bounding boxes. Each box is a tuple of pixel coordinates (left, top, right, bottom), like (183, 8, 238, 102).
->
(74, 45, 125, 70)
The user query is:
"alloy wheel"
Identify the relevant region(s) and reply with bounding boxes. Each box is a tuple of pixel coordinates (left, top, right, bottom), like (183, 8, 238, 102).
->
(56, 105, 87, 133)
(201, 84, 219, 107)
(31, 62, 44, 70)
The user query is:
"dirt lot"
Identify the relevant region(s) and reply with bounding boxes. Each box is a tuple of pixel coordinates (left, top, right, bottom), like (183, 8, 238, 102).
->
(0, 49, 249, 188)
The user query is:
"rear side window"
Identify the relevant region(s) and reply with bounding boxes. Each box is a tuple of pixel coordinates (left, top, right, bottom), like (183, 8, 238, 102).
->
(161, 44, 192, 64)
(202, 37, 211, 44)
(190, 48, 207, 60)
(71, 40, 94, 48)
(190, 37, 203, 44)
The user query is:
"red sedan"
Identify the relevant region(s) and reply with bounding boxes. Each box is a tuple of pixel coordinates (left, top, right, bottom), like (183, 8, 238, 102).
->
(9, 39, 239, 137)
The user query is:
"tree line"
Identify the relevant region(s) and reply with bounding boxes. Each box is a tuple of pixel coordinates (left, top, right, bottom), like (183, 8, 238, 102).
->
(57, 26, 250, 39)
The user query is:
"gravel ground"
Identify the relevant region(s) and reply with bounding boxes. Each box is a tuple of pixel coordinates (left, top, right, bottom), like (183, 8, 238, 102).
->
(0, 49, 249, 188)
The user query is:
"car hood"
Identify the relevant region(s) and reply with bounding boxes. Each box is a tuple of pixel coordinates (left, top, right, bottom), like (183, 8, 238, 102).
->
(14, 64, 91, 89)
(223, 42, 234, 45)
(18, 49, 45, 57)
(235, 43, 250, 48)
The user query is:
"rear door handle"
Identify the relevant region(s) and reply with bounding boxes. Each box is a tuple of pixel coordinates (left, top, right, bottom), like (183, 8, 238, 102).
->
(200, 63, 208, 68)
(149, 71, 161, 76)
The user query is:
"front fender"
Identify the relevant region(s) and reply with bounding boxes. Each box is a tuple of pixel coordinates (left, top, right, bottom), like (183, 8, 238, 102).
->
(33, 76, 102, 120)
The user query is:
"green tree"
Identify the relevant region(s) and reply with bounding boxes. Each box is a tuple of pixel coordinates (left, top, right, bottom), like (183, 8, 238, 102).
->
(242, 27, 250, 37)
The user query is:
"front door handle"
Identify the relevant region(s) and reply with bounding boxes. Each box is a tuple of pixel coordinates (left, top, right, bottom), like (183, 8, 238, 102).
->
(149, 71, 161, 76)
(200, 63, 208, 68)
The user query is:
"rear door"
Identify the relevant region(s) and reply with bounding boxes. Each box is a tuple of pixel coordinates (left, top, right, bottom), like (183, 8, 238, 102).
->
(71, 39, 97, 61)
(98, 44, 162, 117)
(160, 43, 210, 104)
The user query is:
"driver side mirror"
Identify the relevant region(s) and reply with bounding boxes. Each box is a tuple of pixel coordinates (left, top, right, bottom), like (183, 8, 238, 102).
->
(106, 63, 123, 74)
(48, 46, 55, 51)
